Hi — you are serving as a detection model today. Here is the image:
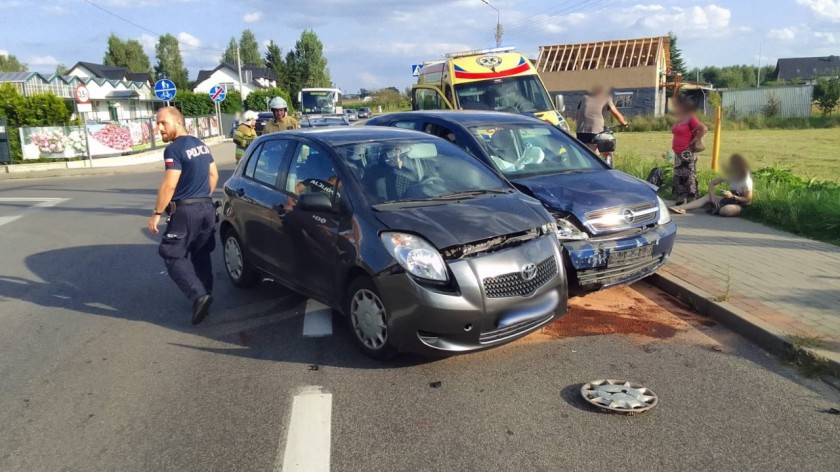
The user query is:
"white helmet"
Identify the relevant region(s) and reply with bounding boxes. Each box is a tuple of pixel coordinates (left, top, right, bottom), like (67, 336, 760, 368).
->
(243, 110, 258, 121)
(269, 97, 288, 110)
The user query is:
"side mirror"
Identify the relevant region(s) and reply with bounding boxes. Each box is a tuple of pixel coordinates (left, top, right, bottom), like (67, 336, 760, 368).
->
(298, 192, 333, 212)
(555, 94, 566, 113)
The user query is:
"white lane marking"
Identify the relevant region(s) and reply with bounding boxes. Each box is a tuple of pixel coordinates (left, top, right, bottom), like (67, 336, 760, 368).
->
(277, 386, 332, 472)
(302, 299, 333, 337)
(0, 197, 69, 228)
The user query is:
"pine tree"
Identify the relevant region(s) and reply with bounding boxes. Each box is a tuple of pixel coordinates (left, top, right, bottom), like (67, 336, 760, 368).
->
(265, 41, 285, 88)
(668, 32, 687, 76)
(221, 37, 238, 66)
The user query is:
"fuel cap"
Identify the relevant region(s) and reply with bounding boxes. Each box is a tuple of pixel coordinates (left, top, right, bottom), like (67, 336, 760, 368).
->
(581, 379, 658, 415)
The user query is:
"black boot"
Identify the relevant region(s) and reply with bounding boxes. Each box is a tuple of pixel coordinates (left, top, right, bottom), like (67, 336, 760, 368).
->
(192, 294, 213, 325)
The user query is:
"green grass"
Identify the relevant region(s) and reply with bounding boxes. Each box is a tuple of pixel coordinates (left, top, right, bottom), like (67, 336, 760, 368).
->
(614, 138, 840, 245)
(619, 129, 840, 182)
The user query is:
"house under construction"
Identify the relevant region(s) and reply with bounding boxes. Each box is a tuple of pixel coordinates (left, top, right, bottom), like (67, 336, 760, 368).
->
(536, 36, 671, 117)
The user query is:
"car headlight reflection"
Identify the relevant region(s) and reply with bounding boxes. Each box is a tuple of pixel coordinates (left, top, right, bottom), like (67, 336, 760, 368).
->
(555, 218, 589, 241)
(380, 232, 448, 282)
(656, 196, 672, 225)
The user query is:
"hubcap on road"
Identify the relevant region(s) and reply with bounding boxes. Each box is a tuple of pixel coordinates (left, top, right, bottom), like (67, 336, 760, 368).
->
(351, 289, 387, 350)
(224, 237, 243, 280)
(581, 379, 658, 415)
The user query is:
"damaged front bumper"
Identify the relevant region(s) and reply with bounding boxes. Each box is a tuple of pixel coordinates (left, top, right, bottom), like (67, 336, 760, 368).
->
(562, 221, 677, 293)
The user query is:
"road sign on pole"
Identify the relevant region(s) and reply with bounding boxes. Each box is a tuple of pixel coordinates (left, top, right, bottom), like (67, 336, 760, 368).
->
(209, 85, 227, 103)
(411, 64, 422, 77)
(154, 79, 177, 103)
(74, 84, 92, 113)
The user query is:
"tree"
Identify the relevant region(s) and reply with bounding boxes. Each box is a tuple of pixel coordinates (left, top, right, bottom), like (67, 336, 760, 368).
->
(668, 32, 687, 77)
(813, 78, 840, 115)
(244, 88, 294, 114)
(103, 34, 152, 73)
(265, 41, 284, 87)
(0, 84, 71, 161)
(239, 30, 263, 67)
(0, 52, 27, 72)
(154, 34, 189, 90)
(55, 64, 69, 75)
(221, 37, 238, 65)
(284, 30, 332, 104)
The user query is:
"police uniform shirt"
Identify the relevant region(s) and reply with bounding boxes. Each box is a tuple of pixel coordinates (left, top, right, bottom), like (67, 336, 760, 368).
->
(263, 116, 299, 134)
(164, 135, 215, 201)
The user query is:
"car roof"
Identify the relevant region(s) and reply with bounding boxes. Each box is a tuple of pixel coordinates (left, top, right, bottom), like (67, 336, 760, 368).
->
(378, 110, 545, 126)
(271, 126, 432, 146)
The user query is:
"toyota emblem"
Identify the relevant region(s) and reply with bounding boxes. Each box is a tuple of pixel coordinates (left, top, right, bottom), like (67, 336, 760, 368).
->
(520, 263, 538, 281)
(622, 208, 635, 224)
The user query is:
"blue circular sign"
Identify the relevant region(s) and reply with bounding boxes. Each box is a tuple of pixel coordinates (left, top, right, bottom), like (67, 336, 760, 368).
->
(209, 85, 227, 103)
(154, 79, 177, 101)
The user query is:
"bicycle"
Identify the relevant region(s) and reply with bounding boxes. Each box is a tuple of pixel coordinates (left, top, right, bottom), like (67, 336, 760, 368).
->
(592, 124, 628, 168)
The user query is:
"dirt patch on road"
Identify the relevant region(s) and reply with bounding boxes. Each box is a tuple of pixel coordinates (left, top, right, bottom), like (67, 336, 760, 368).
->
(538, 283, 715, 340)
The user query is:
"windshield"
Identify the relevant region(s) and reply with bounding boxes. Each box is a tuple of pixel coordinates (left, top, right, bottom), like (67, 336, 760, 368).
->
(469, 123, 606, 178)
(455, 76, 552, 113)
(336, 138, 509, 205)
(301, 91, 338, 114)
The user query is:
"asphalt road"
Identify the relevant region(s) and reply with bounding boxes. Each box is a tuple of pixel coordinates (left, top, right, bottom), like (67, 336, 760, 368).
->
(1, 142, 838, 472)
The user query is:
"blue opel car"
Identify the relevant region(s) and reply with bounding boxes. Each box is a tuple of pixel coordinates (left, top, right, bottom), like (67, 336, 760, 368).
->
(367, 111, 677, 294)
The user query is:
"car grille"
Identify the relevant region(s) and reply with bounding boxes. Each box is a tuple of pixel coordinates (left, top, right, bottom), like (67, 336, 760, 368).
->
(483, 256, 557, 299)
(577, 253, 664, 287)
(479, 314, 554, 344)
(585, 201, 658, 233)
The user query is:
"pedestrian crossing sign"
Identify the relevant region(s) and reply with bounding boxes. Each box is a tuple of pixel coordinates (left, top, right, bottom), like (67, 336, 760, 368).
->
(411, 64, 422, 77)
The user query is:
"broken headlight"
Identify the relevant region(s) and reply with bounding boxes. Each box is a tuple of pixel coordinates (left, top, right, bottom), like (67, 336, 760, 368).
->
(380, 232, 448, 282)
(656, 196, 672, 225)
(555, 218, 589, 241)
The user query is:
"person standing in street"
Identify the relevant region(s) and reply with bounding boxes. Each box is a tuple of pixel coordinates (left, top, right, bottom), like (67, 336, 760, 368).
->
(233, 110, 258, 164)
(147, 107, 219, 325)
(262, 96, 299, 133)
(575, 84, 628, 153)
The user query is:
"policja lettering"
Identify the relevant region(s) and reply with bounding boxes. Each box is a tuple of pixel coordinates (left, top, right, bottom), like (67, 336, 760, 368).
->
(185, 145, 211, 160)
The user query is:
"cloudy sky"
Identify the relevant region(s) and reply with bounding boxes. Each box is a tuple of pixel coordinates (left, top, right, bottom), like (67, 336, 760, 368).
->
(1, 0, 839, 92)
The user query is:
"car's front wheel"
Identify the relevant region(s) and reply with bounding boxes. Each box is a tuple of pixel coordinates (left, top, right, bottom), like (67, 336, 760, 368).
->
(222, 229, 259, 289)
(345, 277, 397, 360)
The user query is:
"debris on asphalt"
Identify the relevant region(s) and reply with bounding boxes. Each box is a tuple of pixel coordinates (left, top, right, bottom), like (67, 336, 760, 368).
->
(711, 345, 724, 352)
(828, 407, 840, 415)
(308, 364, 319, 371)
(643, 343, 663, 353)
(429, 381, 442, 388)
(506, 428, 514, 436)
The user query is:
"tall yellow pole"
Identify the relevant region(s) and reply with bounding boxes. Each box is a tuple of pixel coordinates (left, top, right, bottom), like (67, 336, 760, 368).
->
(711, 105, 722, 171)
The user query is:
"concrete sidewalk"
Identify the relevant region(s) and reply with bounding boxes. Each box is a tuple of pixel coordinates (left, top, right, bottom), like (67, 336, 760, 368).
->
(650, 211, 840, 376)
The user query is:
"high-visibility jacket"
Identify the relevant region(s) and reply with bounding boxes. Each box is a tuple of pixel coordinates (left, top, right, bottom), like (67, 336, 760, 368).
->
(233, 123, 257, 161)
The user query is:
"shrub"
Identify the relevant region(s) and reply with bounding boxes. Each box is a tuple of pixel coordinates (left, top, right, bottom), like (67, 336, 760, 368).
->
(244, 88, 295, 114)
(763, 93, 781, 118)
(0, 84, 71, 161)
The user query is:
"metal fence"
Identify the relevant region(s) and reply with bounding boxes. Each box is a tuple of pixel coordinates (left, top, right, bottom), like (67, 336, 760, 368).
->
(17, 115, 221, 160)
(722, 85, 814, 118)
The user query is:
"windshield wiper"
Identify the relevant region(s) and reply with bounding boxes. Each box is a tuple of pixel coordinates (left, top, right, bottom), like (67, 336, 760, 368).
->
(425, 188, 514, 201)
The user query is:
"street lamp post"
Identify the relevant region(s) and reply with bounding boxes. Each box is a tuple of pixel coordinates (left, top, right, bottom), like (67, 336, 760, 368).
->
(480, 0, 502, 47)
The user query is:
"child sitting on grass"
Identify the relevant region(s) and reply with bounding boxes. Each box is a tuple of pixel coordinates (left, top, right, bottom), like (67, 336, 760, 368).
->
(669, 153, 753, 217)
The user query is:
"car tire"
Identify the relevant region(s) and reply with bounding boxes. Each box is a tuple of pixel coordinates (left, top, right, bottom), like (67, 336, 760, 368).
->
(345, 277, 397, 360)
(222, 229, 259, 289)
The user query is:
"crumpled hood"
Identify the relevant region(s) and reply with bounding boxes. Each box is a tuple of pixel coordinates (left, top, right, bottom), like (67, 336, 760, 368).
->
(374, 193, 548, 249)
(512, 170, 658, 223)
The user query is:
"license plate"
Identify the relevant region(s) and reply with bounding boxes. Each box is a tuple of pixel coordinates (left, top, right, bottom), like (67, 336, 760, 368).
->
(608, 245, 654, 266)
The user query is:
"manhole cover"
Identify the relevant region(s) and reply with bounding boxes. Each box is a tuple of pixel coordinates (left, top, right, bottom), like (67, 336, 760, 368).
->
(581, 379, 658, 415)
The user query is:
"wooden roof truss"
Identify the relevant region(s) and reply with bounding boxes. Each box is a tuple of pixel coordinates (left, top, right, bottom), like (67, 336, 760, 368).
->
(537, 36, 670, 73)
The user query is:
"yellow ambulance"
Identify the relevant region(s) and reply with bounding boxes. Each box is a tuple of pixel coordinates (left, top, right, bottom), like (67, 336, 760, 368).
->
(412, 46, 570, 132)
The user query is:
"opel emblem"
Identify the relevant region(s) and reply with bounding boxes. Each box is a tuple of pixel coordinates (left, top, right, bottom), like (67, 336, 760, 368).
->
(622, 208, 635, 224)
(520, 263, 538, 281)
(476, 55, 503, 68)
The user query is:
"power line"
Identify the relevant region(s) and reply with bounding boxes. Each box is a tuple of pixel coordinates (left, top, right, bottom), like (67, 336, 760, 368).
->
(80, 0, 224, 52)
(503, 0, 581, 31)
(505, 0, 605, 37)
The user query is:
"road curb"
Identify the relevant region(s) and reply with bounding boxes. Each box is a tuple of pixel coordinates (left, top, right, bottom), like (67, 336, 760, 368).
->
(648, 272, 840, 380)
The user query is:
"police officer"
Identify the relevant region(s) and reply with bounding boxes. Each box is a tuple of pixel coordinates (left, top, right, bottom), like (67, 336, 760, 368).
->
(262, 96, 299, 133)
(147, 107, 219, 325)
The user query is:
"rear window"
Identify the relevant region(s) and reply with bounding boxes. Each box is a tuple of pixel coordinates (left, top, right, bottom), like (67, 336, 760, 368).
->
(336, 138, 508, 204)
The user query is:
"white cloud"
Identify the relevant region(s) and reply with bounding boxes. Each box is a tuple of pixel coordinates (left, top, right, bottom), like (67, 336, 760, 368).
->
(137, 34, 157, 56)
(29, 55, 60, 66)
(357, 72, 382, 88)
(769, 27, 796, 41)
(797, 0, 840, 22)
(814, 31, 838, 44)
(177, 32, 202, 48)
(0, 49, 9, 57)
(635, 5, 732, 37)
(243, 12, 264, 23)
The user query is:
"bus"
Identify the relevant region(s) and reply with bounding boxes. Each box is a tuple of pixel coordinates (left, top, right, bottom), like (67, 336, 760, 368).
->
(412, 46, 569, 132)
(298, 88, 343, 116)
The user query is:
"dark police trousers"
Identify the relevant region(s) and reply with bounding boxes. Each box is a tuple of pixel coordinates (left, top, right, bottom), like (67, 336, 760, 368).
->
(158, 201, 216, 301)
